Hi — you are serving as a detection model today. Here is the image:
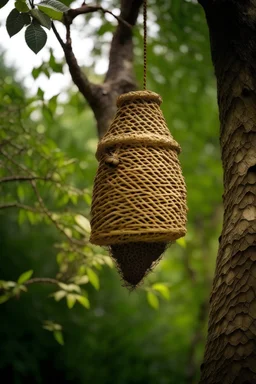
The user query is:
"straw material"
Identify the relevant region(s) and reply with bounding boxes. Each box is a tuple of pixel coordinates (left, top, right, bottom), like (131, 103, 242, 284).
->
(91, 90, 187, 244)
(90, 90, 187, 287)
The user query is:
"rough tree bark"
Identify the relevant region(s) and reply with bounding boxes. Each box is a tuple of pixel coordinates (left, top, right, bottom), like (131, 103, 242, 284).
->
(198, 1, 256, 383)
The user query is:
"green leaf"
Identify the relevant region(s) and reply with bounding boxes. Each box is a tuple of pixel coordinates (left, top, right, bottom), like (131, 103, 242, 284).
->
(49, 52, 63, 73)
(48, 94, 59, 113)
(38, 0, 69, 21)
(152, 283, 170, 300)
(73, 275, 89, 285)
(6, 8, 30, 37)
(97, 22, 111, 36)
(43, 320, 62, 331)
(0, 280, 16, 289)
(76, 295, 90, 309)
(27, 211, 36, 224)
(0, 0, 9, 9)
(13, 285, 27, 296)
(87, 268, 99, 290)
(66, 294, 76, 309)
(37, 3, 63, 21)
(31, 8, 51, 29)
(58, 282, 68, 290)
(32, 63, 50, 79)
(68, 284, 81, 293)
(15, 0, 29, 12)
(37, 87, 44, 99)
(25, 21, 47, 54)
(17, 269, 33, 284)
(42, 104, 52, 122)
(0, 295, 11, 304)
(58, 283, 81, 293)
(147, 291, 159, 310)
(53, 330, 64, 345)
(17, 184, 25, 201)
(69, 193, 78, 205)
(75, 215, 91, 233)
(84, 193, 92, 206)
(102, 255, 114, 268)
(52, 290, 66, 301)
(176, 237, 186, 248)
(18, 285, 28, 292)
(39, 0, 69, 12)
(32, 66, 41, 79)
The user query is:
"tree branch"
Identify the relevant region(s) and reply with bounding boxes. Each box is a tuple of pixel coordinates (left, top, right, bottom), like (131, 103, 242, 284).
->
(51, 22, 65, 49)
(94, 0, 144, 137)
(105, 0, 143, 82)
(52, 21, 99, 109)
(65, 4, 132, 28)
(24, 277, 60, 286)
(0, 202, 42, 212)
(1, 148, 32, 174)
(52, 0, 143, 138)
(30, 180, 86, 247)
(0, 175, 51, 183)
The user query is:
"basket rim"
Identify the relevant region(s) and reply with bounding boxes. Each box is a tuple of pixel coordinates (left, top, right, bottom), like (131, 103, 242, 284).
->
(90, 228, 186, 245)
(117, 90, 162, 107)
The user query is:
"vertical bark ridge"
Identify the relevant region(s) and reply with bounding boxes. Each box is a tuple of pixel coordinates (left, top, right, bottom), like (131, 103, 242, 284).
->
(199, 1, 256, 382)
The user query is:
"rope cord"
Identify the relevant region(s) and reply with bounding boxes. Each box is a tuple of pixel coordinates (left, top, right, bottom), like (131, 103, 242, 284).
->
(143, 0, 147, 90)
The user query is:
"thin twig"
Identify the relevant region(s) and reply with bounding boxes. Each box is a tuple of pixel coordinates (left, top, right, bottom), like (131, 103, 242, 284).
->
(65, 5, 132, 28)
(0, 175, 51, 183)
(52, 19, 98, 107)
(0, 202, 43, 213)
(30, 180, 86, 246)
(55, 243, 89, 260)
(0, 174, 86, 197)
(52, 3, 131, 109)
(63, 14, 71, 45)
(1, 149, 32, 174)
(24, 277, 60, 286)
(0, 138, 12, 148)
(51, 22, 66, 49)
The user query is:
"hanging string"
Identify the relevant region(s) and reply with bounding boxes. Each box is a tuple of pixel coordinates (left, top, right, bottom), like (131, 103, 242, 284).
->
(143, 0, 147, 90)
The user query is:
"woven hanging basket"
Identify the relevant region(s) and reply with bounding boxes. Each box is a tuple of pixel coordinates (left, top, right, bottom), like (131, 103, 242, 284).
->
(90, 90, 187, 287)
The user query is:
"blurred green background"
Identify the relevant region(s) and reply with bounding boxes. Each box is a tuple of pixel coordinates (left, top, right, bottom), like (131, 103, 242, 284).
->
(0, 1, 222, 383)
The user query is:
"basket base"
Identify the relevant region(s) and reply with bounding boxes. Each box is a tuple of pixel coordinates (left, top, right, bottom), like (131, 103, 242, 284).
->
(110, 241, 168, 288)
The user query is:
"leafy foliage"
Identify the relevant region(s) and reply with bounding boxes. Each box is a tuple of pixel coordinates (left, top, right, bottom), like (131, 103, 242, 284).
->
(30, 8, 51, 29)
(6, 8, 30, 36)
(15, 0, 29, 13)
(0, 62, 109, 312)
(3, 0, 70, 53)
(38, 0, 69, 14)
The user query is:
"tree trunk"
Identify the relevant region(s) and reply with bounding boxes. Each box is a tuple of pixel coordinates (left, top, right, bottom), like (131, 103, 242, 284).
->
(199, 1, 256, 383)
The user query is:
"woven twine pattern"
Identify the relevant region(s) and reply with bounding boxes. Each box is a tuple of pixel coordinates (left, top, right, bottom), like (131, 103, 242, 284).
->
(96, 91, 181, 159)
(90, 90, 187, 247)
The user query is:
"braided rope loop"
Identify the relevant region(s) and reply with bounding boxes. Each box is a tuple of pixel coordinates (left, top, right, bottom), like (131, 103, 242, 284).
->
(143, 0, 147, 89)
